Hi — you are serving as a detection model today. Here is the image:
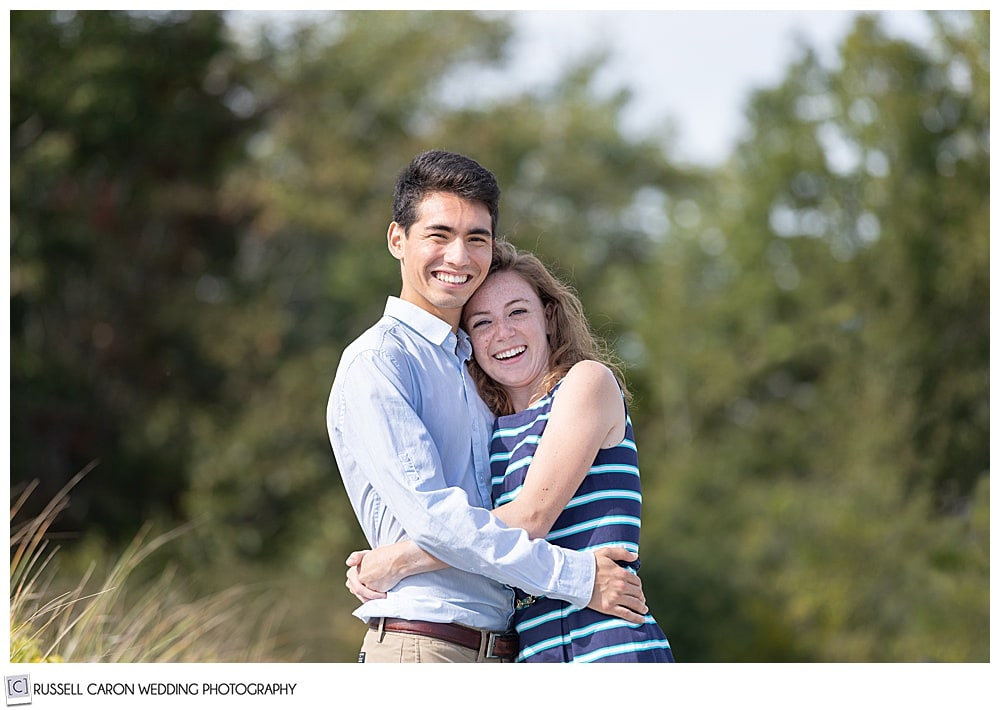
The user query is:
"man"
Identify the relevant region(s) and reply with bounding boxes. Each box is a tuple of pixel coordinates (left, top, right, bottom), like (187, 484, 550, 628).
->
(327, 150, 645, 663)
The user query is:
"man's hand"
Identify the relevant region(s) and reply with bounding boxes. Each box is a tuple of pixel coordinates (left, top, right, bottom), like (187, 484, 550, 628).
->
(587, 547, 648, 624)
(345, 550, 387, 603)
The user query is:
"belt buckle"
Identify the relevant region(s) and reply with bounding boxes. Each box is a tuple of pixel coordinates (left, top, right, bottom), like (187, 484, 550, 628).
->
(486, 631, 505, 659)
(486, 631, 516, 659)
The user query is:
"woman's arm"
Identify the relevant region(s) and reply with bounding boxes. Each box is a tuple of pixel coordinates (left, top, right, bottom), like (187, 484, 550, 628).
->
(496, 364, 647, 622)
(348, 360, 625, 595)
(492, 360, 625, 538)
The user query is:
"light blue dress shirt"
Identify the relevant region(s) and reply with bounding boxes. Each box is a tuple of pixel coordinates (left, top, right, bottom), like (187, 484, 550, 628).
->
(328, 297, 595, 632)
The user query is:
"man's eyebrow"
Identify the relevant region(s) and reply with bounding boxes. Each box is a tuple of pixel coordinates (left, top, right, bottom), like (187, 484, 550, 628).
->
(425, 223, 456, 233)
(425, 223, 492, 237)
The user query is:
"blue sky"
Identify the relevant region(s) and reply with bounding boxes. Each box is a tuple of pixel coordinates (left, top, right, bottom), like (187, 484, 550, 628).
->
(228, 9, 935, 165)
(491, 10, 935, 165)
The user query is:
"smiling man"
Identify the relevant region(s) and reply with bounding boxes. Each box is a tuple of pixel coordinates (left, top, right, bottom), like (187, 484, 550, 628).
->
(326, 150, 644, 663)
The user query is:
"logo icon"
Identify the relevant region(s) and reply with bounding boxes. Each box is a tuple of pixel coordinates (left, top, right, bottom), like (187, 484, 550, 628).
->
(5, 675, 31, 706)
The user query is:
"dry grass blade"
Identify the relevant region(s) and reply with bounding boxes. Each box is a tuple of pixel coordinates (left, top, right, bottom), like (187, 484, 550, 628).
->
(10, 471, 285, 662)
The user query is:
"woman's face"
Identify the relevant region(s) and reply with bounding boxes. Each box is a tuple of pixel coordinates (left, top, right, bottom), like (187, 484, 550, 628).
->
(464, 270, 552, 412)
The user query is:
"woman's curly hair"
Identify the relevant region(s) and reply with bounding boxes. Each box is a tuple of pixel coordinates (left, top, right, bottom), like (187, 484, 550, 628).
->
(464, 239, 630, 417)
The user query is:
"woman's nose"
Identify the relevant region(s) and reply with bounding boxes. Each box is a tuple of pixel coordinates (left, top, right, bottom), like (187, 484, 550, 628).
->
(496, 318, 515, 337)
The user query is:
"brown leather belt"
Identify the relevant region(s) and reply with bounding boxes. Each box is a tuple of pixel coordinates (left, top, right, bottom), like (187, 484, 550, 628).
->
(369, 617, 518, 660)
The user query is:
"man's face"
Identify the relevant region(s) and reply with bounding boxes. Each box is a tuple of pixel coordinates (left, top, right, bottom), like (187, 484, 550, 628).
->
(388, 191, 493, 329)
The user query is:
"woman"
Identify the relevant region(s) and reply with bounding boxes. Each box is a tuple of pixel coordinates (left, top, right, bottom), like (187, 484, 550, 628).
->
(348, 239, 673, 662)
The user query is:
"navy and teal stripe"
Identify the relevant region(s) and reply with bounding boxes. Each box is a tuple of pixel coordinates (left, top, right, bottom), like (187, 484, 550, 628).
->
(490, 379, 674, 663)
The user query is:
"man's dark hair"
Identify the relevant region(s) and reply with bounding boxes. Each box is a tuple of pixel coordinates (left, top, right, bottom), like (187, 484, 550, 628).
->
(392, 150, 501, 236)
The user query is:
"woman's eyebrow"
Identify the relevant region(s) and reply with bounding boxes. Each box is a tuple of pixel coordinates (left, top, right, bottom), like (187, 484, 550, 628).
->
(466, 298, 529, 319)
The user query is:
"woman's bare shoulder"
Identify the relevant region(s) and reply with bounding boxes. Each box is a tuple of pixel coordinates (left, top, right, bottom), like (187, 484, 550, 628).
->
(560, 360, 621, 403)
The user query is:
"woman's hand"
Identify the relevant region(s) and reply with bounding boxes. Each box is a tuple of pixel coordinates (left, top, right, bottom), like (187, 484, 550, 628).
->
(587, 547, 648, 624)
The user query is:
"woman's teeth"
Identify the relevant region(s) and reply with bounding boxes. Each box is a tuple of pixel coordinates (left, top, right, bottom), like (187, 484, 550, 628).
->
(495, 346, 526, 360)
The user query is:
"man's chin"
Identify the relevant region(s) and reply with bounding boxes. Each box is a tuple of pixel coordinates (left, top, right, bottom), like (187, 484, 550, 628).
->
(431, 284, 478, 305)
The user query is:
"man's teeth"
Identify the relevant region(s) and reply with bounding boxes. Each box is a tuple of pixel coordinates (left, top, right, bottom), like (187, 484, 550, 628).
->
(495, 346, 526, 360)
(435, 273, 469, 284)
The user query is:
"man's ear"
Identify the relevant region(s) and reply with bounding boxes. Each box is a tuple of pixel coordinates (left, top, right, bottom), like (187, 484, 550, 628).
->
(387, 221, 406, 259)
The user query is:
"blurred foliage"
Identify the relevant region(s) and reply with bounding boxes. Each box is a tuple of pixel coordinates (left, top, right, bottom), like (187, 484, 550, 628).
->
(631, 11, 988, 661)
(9, 9, 988, 662)
(10, 10, 265, 535)
(10, 473, 286, 662)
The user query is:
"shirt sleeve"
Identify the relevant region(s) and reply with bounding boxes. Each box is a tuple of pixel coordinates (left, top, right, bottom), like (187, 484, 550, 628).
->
(329, 347, 595, 608)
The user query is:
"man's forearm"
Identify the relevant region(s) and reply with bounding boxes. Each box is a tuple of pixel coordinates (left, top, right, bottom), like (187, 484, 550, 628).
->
(358, 539, 447, 591)
(387, 540, 447, 579)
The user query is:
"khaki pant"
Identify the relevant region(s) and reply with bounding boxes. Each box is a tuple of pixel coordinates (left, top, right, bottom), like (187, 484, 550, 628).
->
(358, 625, 513, 663)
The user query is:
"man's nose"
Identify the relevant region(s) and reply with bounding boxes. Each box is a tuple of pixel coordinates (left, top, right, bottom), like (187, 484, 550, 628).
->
(443, 238, 470, 266)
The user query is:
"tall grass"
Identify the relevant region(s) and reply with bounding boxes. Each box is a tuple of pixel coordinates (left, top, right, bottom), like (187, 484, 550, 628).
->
(10, 468, 288, 662)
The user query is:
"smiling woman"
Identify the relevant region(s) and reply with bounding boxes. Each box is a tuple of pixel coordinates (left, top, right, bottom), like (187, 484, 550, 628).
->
(462, 239, 673, 661)
(346, 238, 675, 662)
(465, 239, 631, 419)
(464, 270, 554, 412)
(330, 150, 649, 664)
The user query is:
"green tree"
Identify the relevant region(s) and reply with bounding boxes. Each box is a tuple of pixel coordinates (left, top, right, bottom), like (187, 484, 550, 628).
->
(11, 9, 986, 663)
(10, 10, 265, 536)
(633, 10, 988, 661)
(174, 11, 700, 659)
(176, 12, 512, 566)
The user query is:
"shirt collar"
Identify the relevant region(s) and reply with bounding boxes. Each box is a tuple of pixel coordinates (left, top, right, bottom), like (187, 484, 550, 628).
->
(455, 327, 473, 361)
(384, 296, 459, 350)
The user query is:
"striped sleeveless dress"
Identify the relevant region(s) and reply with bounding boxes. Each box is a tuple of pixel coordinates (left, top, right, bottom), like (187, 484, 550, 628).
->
(490, 380, 674, 663)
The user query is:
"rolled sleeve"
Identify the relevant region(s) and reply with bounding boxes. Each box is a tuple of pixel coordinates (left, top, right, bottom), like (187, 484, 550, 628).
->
(329, 340, 594, 607)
